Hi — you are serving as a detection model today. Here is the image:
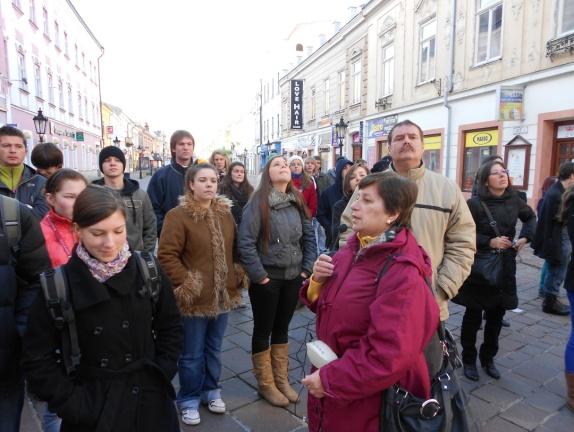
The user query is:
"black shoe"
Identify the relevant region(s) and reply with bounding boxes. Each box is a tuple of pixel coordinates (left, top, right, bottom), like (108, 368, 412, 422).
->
(501, 319, 510, 328)
(463, 363, 479, 381)
(481, 361, 501, 379)
(542, 295, 570, 316)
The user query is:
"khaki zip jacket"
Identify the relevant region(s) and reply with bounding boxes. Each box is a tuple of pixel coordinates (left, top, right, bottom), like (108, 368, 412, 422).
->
(340, 163, 476, 320)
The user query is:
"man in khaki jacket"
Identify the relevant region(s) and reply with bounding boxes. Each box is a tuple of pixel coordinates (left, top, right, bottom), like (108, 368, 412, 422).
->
(340, 119, 476, 320)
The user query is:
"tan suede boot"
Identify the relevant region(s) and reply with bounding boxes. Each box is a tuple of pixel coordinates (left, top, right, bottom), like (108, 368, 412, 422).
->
(271, 343, 300, 403)
(567, 372, 574, 411)
(252, 349, 290, 407)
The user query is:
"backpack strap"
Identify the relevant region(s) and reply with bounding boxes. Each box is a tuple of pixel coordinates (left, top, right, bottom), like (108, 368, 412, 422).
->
(1, 196, 21, 252)
(134, 251, 162, 310)
(39, 267, 81, 376)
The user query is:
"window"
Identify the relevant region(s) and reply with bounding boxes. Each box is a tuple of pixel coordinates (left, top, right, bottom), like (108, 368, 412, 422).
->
(78, 93, 82, 119)
(84, 97, 88, 123)
(64, 32, 69, 56)
(34, 61, 42, 97)
(381, 44, 394, 96)
(75, 44, 78, 66)
(351, 59, 361, 104)
(324, 78, 330, 115)
(272, 116, 275, 138)
(271, 78, 275, 98)
(422, 135, 442, 173)
(419, 19, 436, 83)
(310, 87, 316, 119)
(461, 128, 499, 191)
(89, 61, 93, 80)
(559, 0, 574, 35)
(475, 0, 503, 64)
(82, 53, 85, 71)
(17, 49, 27, 87)
(47, 72, 54, 104)
(67, 84, 73, 114)
(92, 102, 97, 124)
(43, 8, 49, 37)
(29, 0, 36, 23)
(338, 70, 345, 109)
(58, 79, 64, 108)
(54, 21, 60, 47)
(277, 114, 280, 135)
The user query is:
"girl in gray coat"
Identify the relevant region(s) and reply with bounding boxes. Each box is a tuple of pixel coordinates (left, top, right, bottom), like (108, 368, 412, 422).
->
(238, 155, 316, 408)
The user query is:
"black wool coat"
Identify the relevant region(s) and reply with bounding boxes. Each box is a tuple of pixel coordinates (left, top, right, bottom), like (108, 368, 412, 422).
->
(532, 181, 565, 264)
(455, 190, 536, 310)
(22, 253, 183, 432)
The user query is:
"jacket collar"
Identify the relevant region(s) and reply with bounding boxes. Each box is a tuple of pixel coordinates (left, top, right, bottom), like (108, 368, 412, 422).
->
(179, 192, 232, 222)
(66, 253, 138, 311)
(268, 188, 296, 209)
(390, 161, 425, 181)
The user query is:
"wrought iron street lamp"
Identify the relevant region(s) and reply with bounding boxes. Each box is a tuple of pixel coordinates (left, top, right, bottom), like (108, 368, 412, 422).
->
(335, 116, 348, 157)
(138, 144, 144, 179)
(33, 108, 48, 143)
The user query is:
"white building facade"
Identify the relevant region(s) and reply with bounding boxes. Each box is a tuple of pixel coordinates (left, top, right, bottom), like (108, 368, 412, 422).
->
(0, 0, 103, 173)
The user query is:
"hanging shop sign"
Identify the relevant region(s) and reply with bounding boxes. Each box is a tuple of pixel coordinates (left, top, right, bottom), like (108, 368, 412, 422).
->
(290, 80, 303, 129)
(465, 129, 499, 148)
(499, 86, 524, 121)
(504, 135, 532, 190)
(366, 115, 398, 139)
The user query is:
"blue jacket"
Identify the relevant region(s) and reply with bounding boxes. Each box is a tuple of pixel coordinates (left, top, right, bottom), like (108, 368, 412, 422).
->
(0, 164, 48, 219)
(0, 198, 51, 390)
(317, 158, 352, 244)
(147, 162, 188, 235)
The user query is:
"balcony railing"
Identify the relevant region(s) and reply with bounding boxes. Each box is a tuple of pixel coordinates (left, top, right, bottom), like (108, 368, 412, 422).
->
(547, 32, 574, 58)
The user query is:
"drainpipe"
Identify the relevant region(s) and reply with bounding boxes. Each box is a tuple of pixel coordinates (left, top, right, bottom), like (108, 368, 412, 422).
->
(444, 0, 456, 179)
(97, 48, 104, 145)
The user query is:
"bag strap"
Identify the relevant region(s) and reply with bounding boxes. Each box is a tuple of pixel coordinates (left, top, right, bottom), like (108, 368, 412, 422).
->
(1, 196, 21, 252)
(479, 200, 501, 237)
(134, 251, 162, 310)
(39, 267, 81, 376)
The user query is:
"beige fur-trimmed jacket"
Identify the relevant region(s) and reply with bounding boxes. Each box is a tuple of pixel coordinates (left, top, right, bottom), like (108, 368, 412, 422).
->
(158, 193, 246, 317)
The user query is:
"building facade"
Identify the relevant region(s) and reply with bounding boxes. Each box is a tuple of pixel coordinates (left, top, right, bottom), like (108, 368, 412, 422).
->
(0, 0, 104, 173)
(281, 0, 574, 200)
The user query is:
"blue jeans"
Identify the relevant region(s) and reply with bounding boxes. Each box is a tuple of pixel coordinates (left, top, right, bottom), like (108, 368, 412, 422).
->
(42, 403, 61, 432)
(312, 218, 327, 254)
(539, 261, 549, 295)
(177, 313, 228, 411)
(566, 291, 574, 373)
(0, 380, 24, 432)
(543, 228, 572, 296)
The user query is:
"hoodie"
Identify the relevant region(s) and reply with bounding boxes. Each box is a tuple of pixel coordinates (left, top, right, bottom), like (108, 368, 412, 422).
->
(316, 158, 353, 246)
(92, 177, 157, 252)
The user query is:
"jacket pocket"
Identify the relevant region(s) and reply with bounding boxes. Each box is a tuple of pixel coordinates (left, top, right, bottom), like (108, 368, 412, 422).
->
(173, 270, 203, 316)
(123, 199, 143, 209)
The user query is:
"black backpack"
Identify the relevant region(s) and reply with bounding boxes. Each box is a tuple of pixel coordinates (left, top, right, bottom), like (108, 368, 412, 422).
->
(39, 251, 161, 376)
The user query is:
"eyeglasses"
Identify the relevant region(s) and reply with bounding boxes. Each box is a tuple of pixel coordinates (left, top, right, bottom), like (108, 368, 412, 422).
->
(489, 169, 509, 176)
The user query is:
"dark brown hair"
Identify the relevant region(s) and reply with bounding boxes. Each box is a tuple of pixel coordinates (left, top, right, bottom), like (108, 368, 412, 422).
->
(73, 185, 125, 228)
(387, 119, 424, 144)
(45, 168, 87, 195)
(0, 125, 26, 146)
(31, 142, 63, 169)
(184, 163, 218, 194)
(220, 161, 254, 196)
(252, 155, 309, 252)
(343, 163, 370, 196)
(476, 160, 511, 198)
(169, 130, 195, 151)
(358, 171, 418, 227)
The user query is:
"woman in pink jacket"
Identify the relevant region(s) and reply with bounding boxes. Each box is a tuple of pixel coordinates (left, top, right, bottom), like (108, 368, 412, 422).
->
(40, 169, 87, 268)
(300, 172, 440, 432)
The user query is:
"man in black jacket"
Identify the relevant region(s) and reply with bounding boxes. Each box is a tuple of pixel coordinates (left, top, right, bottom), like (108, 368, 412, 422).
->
(533, 162, 574, 315)
(0, 195, 51, 431)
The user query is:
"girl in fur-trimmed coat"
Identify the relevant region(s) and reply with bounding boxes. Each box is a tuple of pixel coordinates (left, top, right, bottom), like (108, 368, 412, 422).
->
(158, 163, 246, 427)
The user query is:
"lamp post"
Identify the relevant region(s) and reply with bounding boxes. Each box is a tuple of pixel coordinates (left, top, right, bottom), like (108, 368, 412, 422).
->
(33, 108, 48, 143)
(137, 144, 143, 179)
(113, 136, 120, 146)
(335, 116, 349, 157)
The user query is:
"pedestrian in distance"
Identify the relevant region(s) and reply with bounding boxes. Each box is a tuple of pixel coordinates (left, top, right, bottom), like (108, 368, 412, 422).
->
(148, 130, 197, 235)
(93, 145, 157, 253)
(312, 155, 333, 196)
(238, 154, 317, 407)
(537, 176, 559, 298)
(371, 155, 392, 173)
(559, 185, 574, 411)
(30, 142, 64, 178)
(338, 119, 476, 321)
(331, 162, 369, 250)
(306, 157, 327, 254)
(38, 168, 88, 432)
(158, 163, 247, 426)
(454, 160, 536, 382)
(218, 161, 254, 226)
(0, 195, 51, 432)
(289, 155, 317, 218)
(533, 161, 574, 315)
(300, 172, 440, 432)
(0, 125, 49, 219)
(209, 149, 230, 182)
(23, 185, 183, 432)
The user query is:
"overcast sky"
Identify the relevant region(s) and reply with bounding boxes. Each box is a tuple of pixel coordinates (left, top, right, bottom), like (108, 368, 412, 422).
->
(73, 0, 363, 155)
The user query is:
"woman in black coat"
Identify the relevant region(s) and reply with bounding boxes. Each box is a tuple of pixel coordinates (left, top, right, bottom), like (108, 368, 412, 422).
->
(22, 185, 183, 432)
(218, 161, 254, 225)
(455, 160, 535, 382)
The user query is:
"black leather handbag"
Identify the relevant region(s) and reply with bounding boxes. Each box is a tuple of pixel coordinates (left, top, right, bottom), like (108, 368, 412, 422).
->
(379, 324, 481, 432)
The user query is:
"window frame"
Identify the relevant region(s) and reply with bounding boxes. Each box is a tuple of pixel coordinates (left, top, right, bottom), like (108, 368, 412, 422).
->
(47, 71, 54, 105)
(17, 48, 27, 89)
(338, 70, 345, 110)
(42, 7, 49, 37)
(324, 78, 330, 115)
(310, 87, 317, 120)
(474, 0, 503, 65)
(351, 59, 362, 105)
(418, 18, 437, 84)
(558, 0, 574, 36)
(381, 43, 394, 97)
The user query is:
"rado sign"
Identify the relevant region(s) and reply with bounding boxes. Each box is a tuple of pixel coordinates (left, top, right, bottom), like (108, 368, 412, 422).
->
(290, 80, 303, 130)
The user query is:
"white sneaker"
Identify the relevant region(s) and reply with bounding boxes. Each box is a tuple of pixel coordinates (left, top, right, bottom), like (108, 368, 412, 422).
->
(207, 398, 226, 414)
(181, 408, 200, 425)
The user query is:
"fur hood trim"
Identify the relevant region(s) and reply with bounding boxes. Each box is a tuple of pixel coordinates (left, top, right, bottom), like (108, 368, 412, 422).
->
(179, 193, 233, 222)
